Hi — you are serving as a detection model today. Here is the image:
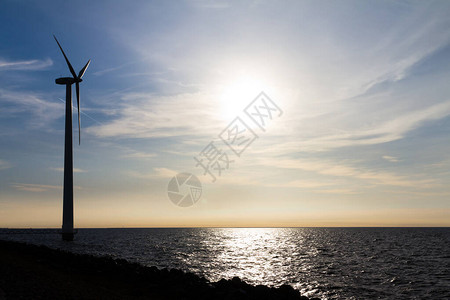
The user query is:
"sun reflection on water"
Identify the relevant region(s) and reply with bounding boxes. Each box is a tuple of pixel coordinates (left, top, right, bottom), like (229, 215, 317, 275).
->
(206, 228, 302, 286)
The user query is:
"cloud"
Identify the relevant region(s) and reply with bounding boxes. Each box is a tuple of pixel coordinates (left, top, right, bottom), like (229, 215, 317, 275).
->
(125, 167, 178, 179)
(427, 159, 450, 169)
(0, 89, 63, 128)
(313, 188, 358, 195)
(190, 0, 230, 9)
(268, 179, 336, 189)
(11, 183, 60, 192)
(122, 151, 157, 159)
(86, 91, 221, 139)
(0, 58, 53, 71)
(261, 158, 438, 189)
(51, 167, 87, 173)
(11, 183, 82, 192)
(382, 155, 400, 163)
(0, 159, 11, 170)
(163, 149, 198, 157)
(91, 61, 140, 76)
(154, 167, 178, 178)
(206, 173, 263, 187)
(264, 179, 358, 194)
(253, 100, 450, 154)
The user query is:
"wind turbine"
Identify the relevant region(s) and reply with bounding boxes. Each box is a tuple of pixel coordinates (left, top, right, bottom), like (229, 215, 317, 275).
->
(54, 35, 90, 241)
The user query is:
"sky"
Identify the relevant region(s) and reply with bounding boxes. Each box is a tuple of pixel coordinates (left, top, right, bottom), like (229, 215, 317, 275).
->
(1, 0, 450, 228)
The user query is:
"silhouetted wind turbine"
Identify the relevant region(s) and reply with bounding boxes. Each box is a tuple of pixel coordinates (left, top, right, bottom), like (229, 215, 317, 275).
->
(54, 35, 90, 241)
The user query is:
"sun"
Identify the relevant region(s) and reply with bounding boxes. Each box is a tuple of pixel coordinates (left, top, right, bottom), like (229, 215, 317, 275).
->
(218, 76, 268, 120)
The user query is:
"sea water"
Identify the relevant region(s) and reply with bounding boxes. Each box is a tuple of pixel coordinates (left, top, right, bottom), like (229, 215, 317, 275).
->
(1, 227, 449, 299)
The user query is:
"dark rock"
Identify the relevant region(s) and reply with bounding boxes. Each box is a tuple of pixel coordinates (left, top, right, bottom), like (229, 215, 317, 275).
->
(232, 276, 242, 284)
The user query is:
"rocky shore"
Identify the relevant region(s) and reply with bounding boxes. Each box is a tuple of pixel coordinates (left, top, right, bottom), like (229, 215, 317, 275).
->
(0, 240, 315, 300)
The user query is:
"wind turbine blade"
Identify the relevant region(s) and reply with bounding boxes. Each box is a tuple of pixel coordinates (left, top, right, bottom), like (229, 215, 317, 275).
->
(53, 35, 77, 79)
(78, 59, 91, 79)
(76, 82, 81, 145)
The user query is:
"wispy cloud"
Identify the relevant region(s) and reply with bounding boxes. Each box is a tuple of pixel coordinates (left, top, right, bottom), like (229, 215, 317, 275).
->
(122, 151, 157, 159)
(313, 188, 358, 195)
(261, 158, 438, 188)
(11, 183, 81, 192)
(154, 167, 178, 178)
(86, 91, 220, 139)
(163, 149, 198, 157)
(125, 167, 178, 179)
(268, 179, 338, 189)
(0, 58, 53, 71)
(254, 100, 450, 154)
(0, 159, 11, 170)
(382, 155, 400, 163)
(92, 61, 139, 76)
(50, 167, 87, 173)
(11, 183, 60, 192)
(190, 0, 230, 9)
(0, 89, 63, 128)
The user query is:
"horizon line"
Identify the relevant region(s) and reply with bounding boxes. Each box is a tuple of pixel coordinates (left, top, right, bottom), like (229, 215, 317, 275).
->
(1, 226, 449, 230)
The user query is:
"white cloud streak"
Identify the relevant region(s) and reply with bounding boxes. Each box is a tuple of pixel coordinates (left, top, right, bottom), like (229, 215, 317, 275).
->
(11, 183, 60, 192)
(11, 183, 81, 192)
(121, 150, 157, 159)
(51, 167, 87, 173)
(0, 58, 53, 71)
(87, 91, 221, 138)
(126, 167, 178, 179)
(0, 89, 63, 128)
(262, 158, 438, 188)
(0, 159, 11, 170)
(382, 155, 400, 163)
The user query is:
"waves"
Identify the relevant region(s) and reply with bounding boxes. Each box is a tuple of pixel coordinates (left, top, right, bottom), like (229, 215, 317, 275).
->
(1, 227, 449, 299)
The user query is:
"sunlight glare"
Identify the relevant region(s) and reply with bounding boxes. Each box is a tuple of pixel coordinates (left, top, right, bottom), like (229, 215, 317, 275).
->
(218, 76, 268, 121)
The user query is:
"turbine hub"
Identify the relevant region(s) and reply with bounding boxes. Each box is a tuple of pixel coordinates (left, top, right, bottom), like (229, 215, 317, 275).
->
(55, 77, 76, 85)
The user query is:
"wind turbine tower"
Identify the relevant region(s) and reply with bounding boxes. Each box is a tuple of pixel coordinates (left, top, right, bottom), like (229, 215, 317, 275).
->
(54, 35, 90, 241)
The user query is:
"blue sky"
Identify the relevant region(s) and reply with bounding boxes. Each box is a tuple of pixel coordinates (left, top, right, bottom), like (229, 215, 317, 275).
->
(1, 0, 450, 227)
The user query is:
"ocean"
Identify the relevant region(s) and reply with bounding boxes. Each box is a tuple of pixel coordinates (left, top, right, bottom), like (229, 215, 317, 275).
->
(0, 227, 448, 299)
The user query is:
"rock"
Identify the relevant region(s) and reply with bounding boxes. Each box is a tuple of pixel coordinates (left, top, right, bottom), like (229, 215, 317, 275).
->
(278, 284, 300, 298)
(231, 276, 242, 284)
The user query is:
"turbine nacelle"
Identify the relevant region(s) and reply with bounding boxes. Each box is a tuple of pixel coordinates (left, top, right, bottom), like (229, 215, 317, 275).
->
(55, 77, 78, 85)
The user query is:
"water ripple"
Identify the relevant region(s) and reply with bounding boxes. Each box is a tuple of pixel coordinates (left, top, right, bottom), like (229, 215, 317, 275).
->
(1, 227, 449, 299)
